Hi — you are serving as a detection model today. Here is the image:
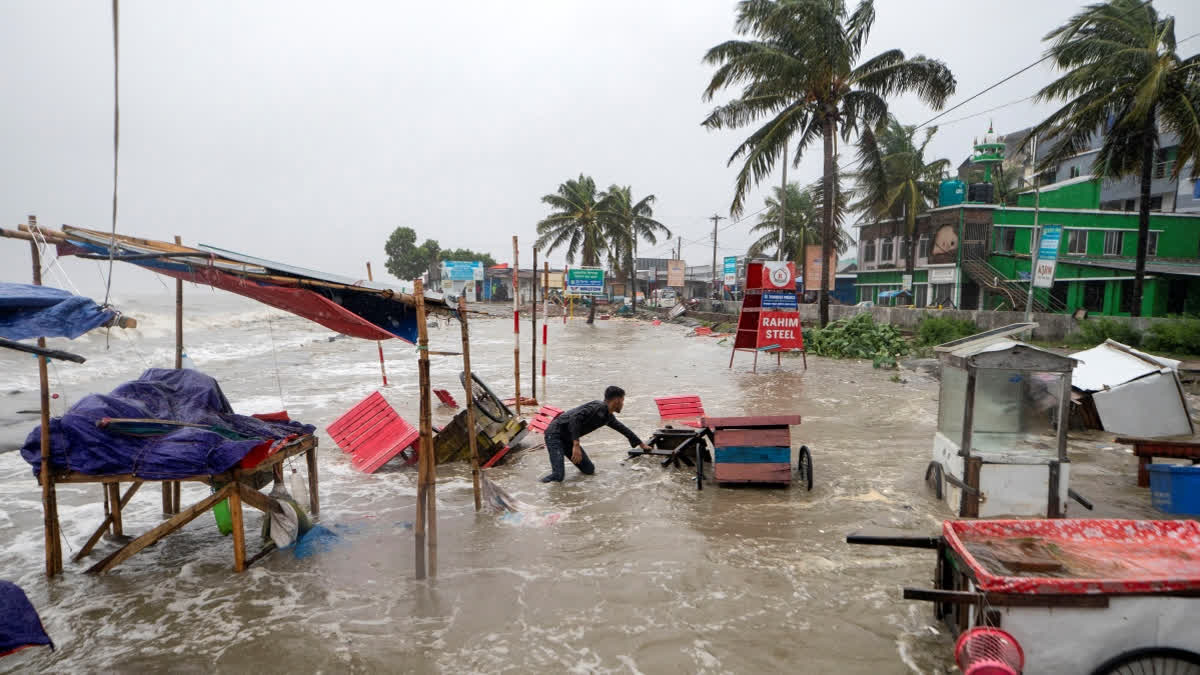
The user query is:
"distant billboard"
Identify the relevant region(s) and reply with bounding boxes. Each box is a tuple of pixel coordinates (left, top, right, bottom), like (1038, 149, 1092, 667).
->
(667, 260, 685, 287)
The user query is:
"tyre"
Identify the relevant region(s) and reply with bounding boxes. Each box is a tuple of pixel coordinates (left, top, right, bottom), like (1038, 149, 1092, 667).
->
(458, 371, 512, 423)
(925, 461, 944, 501)
(797, 446, 813, 491)
(1091, 647, 1200, 675)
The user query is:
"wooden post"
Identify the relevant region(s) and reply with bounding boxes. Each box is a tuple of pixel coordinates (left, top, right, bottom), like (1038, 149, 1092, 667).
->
(107, 482, 124, 537)
(229, 485, 246, 572)
(29, 223, 63, 577)
(164, 235, 184, 516)
(413, 280, 434, 579)
(512, 237, 521, 419)
(459, 296, 482, 512)
(542, 262, 549, 378)
(366, 262, 388, 387)
(306, 443, 320, 516)
(531, 247, 538, 404)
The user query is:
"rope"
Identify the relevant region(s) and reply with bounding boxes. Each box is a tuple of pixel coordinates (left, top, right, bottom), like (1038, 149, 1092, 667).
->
(266, 313, 286, 410)
(103, 0, 119, 308)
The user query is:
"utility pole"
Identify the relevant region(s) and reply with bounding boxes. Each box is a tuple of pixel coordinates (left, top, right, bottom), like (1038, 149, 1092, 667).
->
(676, 236, 682, 261)
(710, 213, 725, 299)
(779, 145, 787, 261)
(1024, 133, 1041, 323)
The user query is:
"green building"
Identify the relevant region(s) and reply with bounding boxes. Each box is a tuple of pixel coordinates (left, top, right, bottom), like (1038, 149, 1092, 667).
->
(854, 125, 1200, 317)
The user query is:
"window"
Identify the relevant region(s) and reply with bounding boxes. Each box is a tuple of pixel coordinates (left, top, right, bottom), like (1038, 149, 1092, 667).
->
(1147, 231, 1159, 256)
(863, 239, 875, 263)
(1149, 195, 1164, 212)
(1067, 229, 1087, 255)
(880, 237, 894, 262)
(1100, 201, 1122, 211)
(900, 237, 910, 261)
(996, 228, 1016, 253)
(1069, 165, 1081, 179)
(1103, 230, 1123, 256)
(1124, 199, 1136, 212)
(1083, 281, 1106, 312)
(918, 235, 930, 259)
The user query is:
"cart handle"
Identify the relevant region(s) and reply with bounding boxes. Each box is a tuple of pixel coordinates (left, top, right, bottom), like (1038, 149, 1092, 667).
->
(845, 533, 939, 549)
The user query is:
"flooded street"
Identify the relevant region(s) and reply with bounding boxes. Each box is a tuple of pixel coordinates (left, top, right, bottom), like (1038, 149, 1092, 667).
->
(0, 294, 1162, 674)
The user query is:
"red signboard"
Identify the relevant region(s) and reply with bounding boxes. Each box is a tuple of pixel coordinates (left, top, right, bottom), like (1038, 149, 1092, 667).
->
(760, 261, 796, 290)
(756, 311, 804, 350)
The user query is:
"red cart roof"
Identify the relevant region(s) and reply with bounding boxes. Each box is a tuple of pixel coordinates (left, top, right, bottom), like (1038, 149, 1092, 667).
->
(943, 519, 1200, 595)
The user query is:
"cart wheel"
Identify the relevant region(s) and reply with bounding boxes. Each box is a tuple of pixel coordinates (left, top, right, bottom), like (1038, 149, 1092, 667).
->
(1091, 647, 1200, 675)
(797, 446, 813, 491)
(458, 371, 512, 423)
(925, 461, 944, 500)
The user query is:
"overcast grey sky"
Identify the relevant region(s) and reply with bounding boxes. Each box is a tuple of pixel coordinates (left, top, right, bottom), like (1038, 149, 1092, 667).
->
(2, 0, 1197, 297)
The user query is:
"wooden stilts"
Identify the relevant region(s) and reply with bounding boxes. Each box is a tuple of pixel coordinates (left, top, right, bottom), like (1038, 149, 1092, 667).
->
(87, 483, 234, 574)
(512, 236, 521, 419)
(166, 234, 185, 516)
(366, 262, 388, 387)
(531, 246, 537, 404)
(107, 482, 124, 538)
(30, 230, 63, 577)
(75, 481, 141, 561)
(413, 279, 432, 579)
(459, 296, 482, 511)
(172, 480, 180, 513)
(161, 483, 172, 517)
(229, 485, 246, 572)
(305, 443, 320, 516)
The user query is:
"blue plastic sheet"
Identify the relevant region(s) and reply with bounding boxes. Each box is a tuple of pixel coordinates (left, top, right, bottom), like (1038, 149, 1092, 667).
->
(0, 282, 115, 341)
(21, 368, 314, 479)
(0, 580, 52, 657)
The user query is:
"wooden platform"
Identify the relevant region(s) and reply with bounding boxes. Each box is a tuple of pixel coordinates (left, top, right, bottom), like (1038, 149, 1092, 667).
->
(707, 415, 800, 486)
(1115, 436, 1200, 487)
(42, 435, 319, 574)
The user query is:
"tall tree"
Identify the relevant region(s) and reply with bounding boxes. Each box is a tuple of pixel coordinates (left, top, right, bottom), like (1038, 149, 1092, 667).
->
(536, 175, 609, 324)
(702, 0, 955, 325)
(601, 185, 670, 310)
(1029, 0, 1200, 316)
(384, 226, 441, 281)
(851, 116, 949, 278)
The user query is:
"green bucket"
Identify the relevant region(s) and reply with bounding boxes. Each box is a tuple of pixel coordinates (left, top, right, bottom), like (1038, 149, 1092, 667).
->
(211, 490, 233, 536)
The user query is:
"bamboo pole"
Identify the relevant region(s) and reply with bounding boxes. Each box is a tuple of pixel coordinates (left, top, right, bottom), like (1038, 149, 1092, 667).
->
(512, 236, 521, 419)
(542, 262, 549, 378)
(366, 262, 389, 386)
(163, 235, 184, 516)
(30, 221, 63, 577)
(459, 296, 482, 511)
(413, 280, 433, 579)
(531, 247, 538, 404)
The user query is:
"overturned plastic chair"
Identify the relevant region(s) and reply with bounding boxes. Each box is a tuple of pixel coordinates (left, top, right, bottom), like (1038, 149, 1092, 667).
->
(326, 392, 419, 473)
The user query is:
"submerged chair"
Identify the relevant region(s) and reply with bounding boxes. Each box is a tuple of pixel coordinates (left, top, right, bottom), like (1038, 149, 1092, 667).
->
(655, 395, 706, 429)
(326, 392, 419, 473)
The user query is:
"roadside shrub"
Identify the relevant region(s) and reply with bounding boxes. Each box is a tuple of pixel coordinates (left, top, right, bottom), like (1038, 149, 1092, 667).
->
(1068, 318, 1143, 348)
(1142, 319, 1200, 355)
(805, 314, 909, 368)
(916, 316, 978, 347)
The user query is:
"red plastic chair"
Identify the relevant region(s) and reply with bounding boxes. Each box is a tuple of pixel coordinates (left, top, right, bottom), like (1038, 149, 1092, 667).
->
(326, 392, 419, 473)
(655, 395, 706, 428)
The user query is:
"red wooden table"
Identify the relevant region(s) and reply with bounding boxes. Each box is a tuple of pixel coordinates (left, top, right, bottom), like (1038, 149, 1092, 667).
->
(1115, 437, 1200, 487)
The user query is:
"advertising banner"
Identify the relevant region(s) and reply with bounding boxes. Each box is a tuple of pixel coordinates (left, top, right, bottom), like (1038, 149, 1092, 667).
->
(723, 256, 738, 286)
(667, 259, 685, 287)
(761, 290, 798, 310)
(1033, 225, 1062, 289)
(756, 311, 804, 350)
(566, 268, 605, 295)
(803, 245, 837, 291)
(443, 260, 483, 281)
(761, 261, 796, 290)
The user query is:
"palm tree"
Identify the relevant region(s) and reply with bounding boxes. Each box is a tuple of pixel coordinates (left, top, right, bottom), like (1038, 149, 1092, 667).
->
(850, 116, 949, 278)
(601, 186, 670, 311)
(536, 175, 610, 324)
(1029, 0, 1200, 317)
(702, 0, 955, 325)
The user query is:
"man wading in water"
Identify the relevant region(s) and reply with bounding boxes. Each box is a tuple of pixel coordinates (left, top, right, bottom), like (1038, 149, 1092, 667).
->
(541, 386, 650, 483)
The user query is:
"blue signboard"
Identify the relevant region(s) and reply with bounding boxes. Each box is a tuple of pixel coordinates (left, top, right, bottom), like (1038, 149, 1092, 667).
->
(443, 260, 483, 281)
(762, 290, 798, 310)
(723, 256, 738, 286)
(1033, 225, 1062, 289)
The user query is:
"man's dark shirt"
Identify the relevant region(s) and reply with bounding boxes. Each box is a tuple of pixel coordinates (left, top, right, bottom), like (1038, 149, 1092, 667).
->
(547, 400, 642, 448)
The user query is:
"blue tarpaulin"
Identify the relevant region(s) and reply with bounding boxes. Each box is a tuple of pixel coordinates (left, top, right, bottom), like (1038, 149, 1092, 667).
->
(21, 369, 314, 479)
(0, 580, 52, 657)
(0, 283, 115, 341)
(879, 289, 911, 299)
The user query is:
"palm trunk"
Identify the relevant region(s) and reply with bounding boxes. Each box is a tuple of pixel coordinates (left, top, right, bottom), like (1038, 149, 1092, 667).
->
(819, 116, 835, 327)
(905, 200, 916, 278)
(628, 243, 636, 313)
(1132, 120, 1154, 318)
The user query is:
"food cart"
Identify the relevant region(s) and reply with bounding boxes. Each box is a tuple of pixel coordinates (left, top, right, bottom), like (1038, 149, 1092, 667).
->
(925, 324, 1086, 518)
(849, 519, 1200, 674)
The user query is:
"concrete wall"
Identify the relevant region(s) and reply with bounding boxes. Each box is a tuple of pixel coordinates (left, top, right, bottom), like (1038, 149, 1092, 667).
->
(795, 304, 1180, 341)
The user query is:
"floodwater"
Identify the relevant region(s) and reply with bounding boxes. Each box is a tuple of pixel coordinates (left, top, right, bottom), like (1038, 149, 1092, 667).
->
(0, 291, 1163, 674)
